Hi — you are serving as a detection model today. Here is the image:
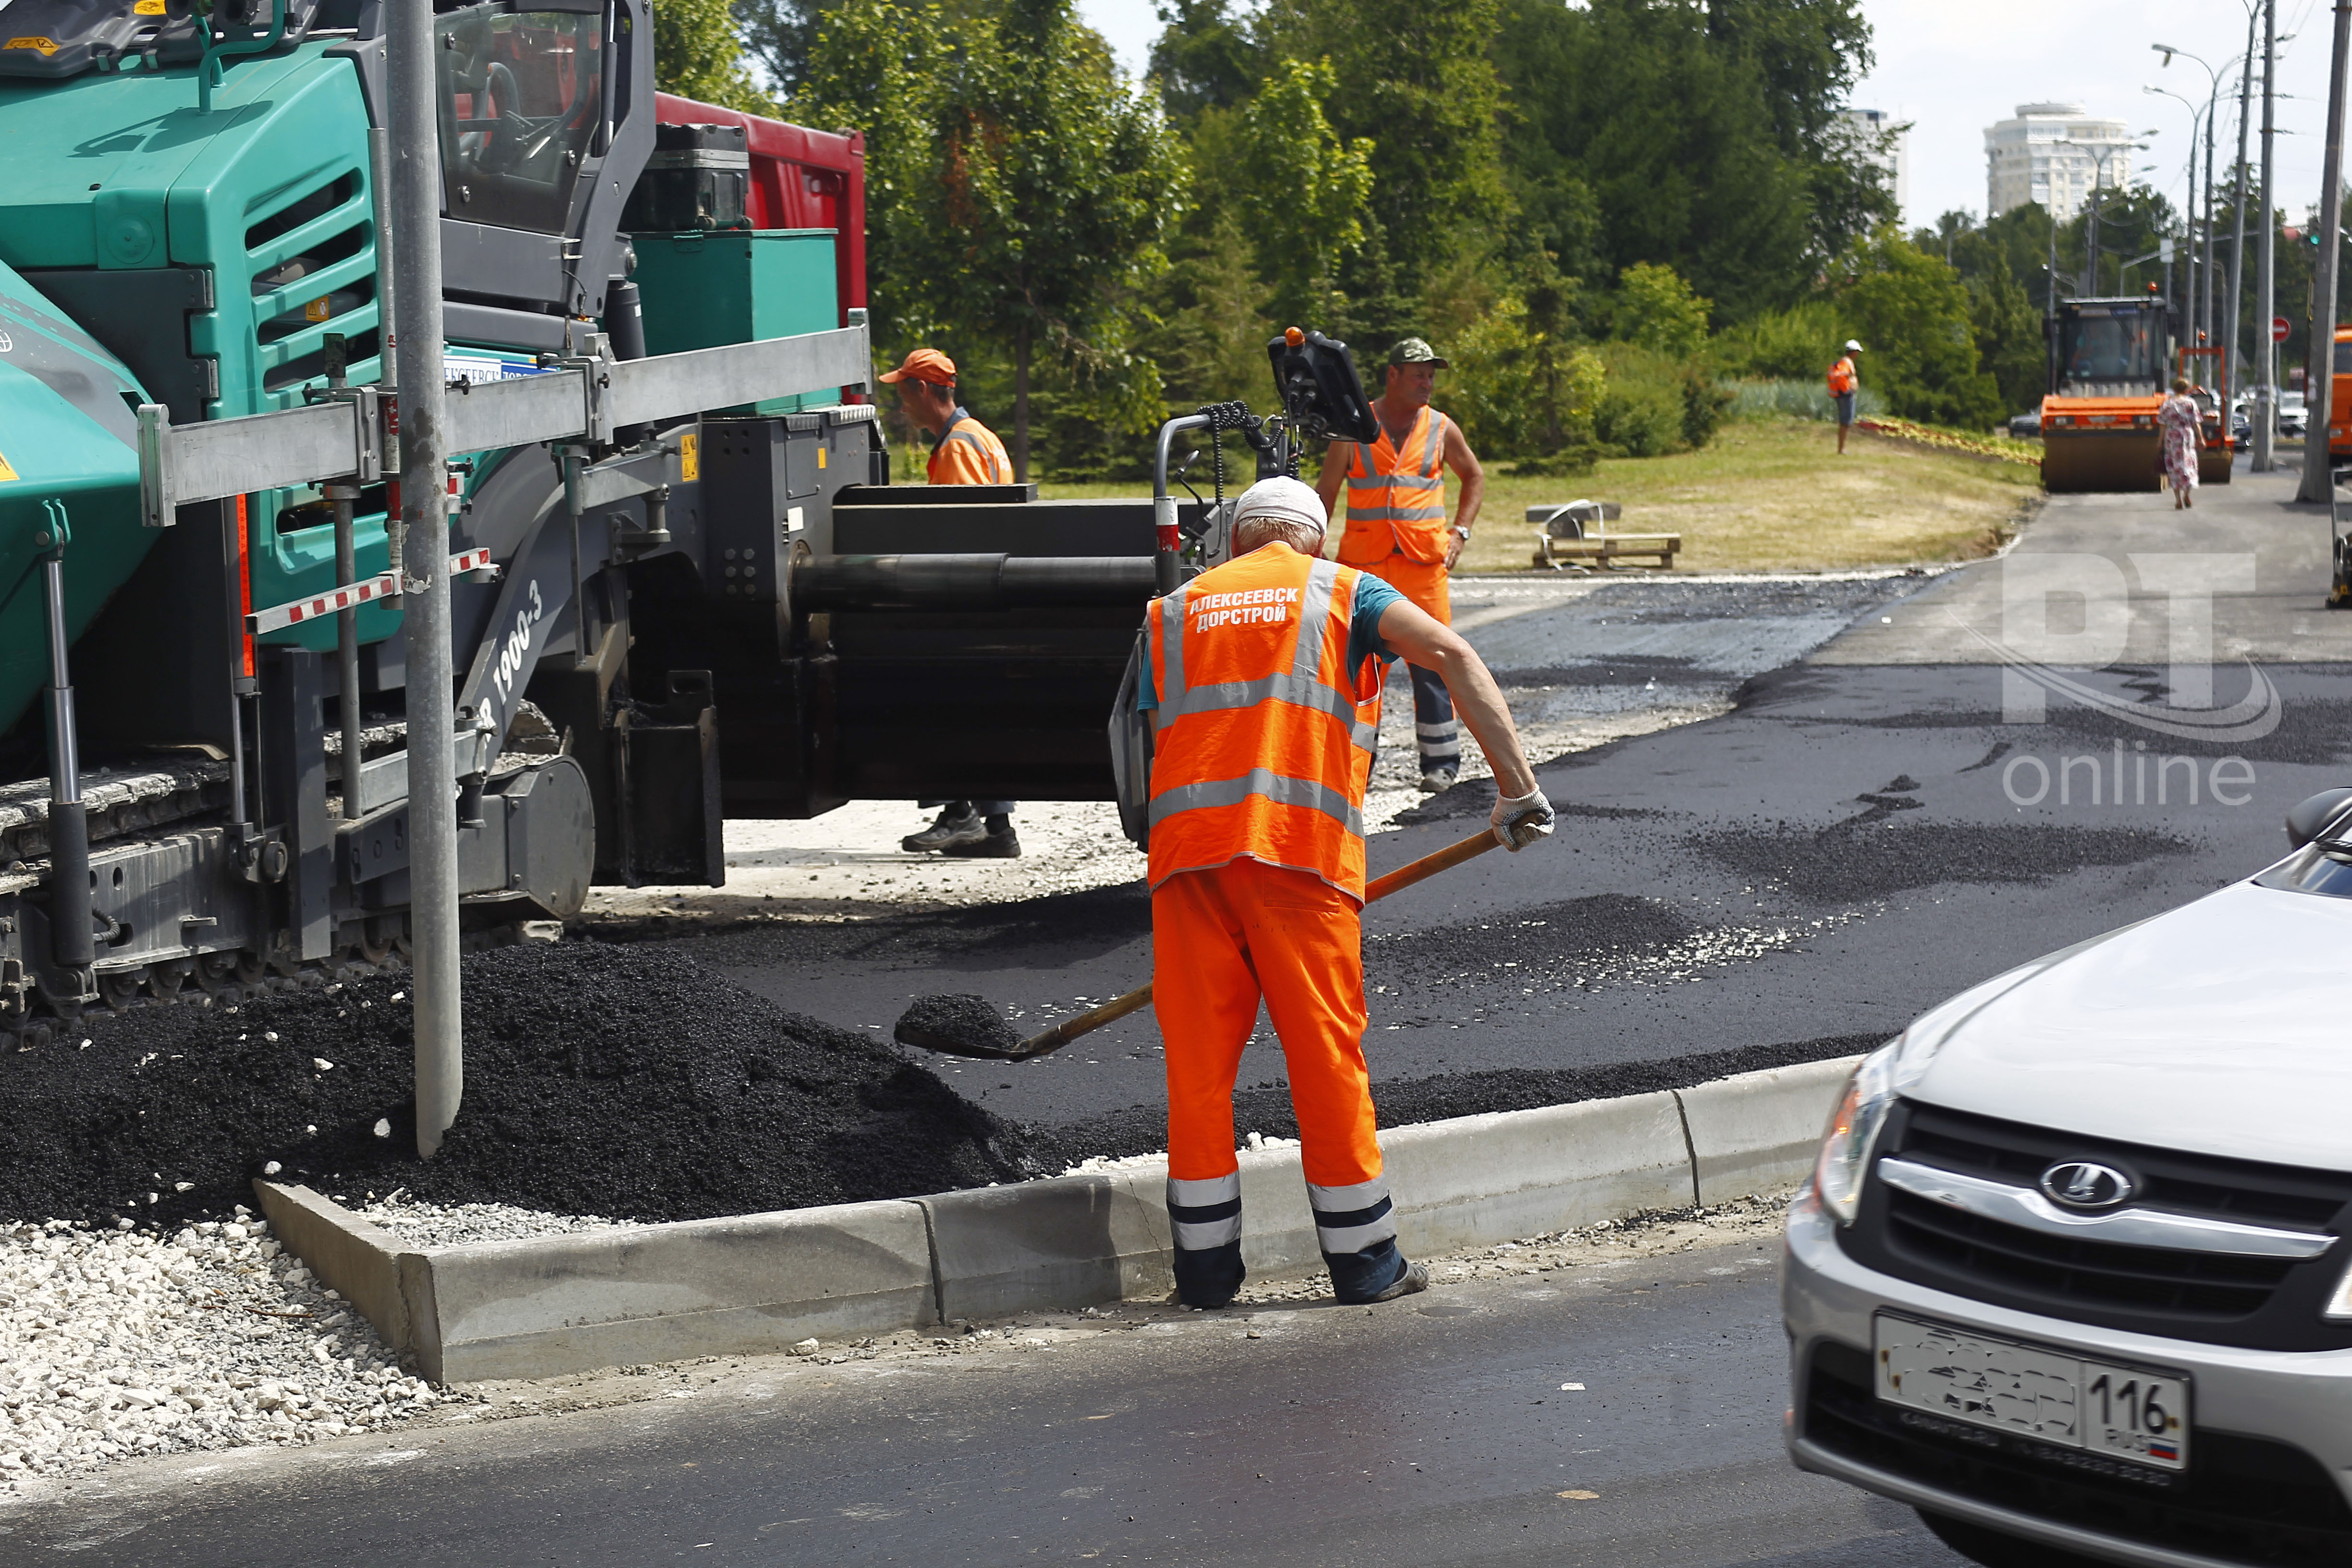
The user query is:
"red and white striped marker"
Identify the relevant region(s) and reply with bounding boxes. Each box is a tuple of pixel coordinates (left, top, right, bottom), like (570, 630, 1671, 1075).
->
(245, 550, 502, 634)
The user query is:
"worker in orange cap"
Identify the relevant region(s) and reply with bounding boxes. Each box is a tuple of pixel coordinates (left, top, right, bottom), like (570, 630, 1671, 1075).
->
(880, 347, 1013, 487)
(1140, 475, 1553, 1310)
(1315, 337, 1486, 795)
(880, 346, 1021, 855)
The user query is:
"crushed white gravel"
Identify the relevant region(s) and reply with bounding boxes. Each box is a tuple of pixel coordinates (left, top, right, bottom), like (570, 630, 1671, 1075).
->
(355, 1194, 618, 1249)
(0, 1210, 458, 1493)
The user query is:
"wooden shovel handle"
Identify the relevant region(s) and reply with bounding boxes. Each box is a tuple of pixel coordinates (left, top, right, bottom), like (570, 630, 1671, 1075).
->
(1008, 825, 1506, 1060)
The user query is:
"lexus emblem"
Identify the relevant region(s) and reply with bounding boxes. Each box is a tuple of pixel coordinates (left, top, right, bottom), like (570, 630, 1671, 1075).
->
(2041, 1161, 2134, 1211)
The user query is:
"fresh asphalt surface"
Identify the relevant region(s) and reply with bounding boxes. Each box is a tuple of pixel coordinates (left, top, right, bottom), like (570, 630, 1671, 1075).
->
(0, 1239, 1977, 1567)
(671, 462, 2352, 1135)
(13, 461, 2348, 1563)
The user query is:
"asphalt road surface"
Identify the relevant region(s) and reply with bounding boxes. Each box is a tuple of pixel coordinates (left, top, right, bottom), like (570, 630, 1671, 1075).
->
(649, 465, 2352, 1138)
(0, 1229, 1979, 1567)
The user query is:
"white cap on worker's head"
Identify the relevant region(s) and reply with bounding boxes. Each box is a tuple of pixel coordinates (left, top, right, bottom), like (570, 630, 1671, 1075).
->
(1231, 476, 1328, 541)
(1845, 339, 1863, 352)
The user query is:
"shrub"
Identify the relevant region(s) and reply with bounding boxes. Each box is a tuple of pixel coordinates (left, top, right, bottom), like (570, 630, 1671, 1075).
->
(1723, 378, 1888, 422)
(1438, 296, 1605, 467)
(1712, 301, 1847, 382)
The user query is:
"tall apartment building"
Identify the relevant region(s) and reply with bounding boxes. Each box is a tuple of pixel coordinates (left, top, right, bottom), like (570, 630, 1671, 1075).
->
(1985, 103, 2137, 222)
(1840, 107, 1909, 218)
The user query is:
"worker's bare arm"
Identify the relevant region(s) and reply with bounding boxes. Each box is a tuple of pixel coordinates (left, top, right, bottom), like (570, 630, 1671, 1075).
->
(1441, 421, 1484, 568)
(1376, 598, 1536, 799)
(1314, 443, 1349, 519)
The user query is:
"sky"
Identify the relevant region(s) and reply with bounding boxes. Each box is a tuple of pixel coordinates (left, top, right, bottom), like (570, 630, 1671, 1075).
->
(1072, 0, 2340, 231)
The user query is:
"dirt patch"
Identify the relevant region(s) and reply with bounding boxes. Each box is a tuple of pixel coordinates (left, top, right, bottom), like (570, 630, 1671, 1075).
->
(0, 944, 1038, 1228)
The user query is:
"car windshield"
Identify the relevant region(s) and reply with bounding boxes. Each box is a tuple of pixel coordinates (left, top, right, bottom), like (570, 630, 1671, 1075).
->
(2057, 308, 2161, 397)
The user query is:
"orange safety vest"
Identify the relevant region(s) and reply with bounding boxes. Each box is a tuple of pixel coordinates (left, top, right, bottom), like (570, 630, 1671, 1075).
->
(1145, 543, 1386, 900)
(1827, 356, 1857, 395)
(1337, 406, 1451, 567)
(928, 409, 1012, 485)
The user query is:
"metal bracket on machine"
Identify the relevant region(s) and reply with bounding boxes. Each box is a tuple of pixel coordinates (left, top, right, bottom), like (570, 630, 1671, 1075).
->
(132, 322, 868, 529)
(561, 331, 616, 448)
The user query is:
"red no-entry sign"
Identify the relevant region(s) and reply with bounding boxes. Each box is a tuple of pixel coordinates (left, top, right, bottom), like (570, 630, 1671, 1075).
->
(2273, 316, 2291, 343)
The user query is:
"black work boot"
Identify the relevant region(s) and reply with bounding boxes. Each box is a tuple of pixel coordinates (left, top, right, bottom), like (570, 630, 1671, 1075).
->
(903, 805, 984, 853)
(943, 816, 1021, 858)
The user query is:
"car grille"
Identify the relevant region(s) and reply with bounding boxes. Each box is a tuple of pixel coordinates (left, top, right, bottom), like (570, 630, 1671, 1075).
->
(1803, 1342, 2352, 1568)
(1840, 1102, 2352, 1350)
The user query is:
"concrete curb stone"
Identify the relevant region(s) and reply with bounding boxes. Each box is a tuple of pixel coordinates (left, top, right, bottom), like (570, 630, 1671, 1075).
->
(261, 1054, 1863, 1382)
(1675, 1057, 1860, 1206)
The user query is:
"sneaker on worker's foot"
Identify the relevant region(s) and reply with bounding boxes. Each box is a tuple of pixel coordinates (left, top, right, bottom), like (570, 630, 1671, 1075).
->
(1417, 766, 1458, 794)
(903, 808, 985, 854)
(942, 826, 1021, 858)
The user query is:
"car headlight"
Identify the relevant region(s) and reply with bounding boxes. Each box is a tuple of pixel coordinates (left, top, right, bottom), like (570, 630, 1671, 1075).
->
(1814, 1041, 1901, 1225)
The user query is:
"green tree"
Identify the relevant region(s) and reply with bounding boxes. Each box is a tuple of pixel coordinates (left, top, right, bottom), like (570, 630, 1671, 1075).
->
(1267, 0, 1512, 282)
(653, 0, 776, 113)
(1187, 56, 1372, 330)
(1613, 261, 1711, 355)
(1148, 0, 1267, 125)
(803, 0, 1188, 477)
(1967, 261, 2046, 415)
(1494, 0, 1815, 322)
(1835, 227, 2003, 428)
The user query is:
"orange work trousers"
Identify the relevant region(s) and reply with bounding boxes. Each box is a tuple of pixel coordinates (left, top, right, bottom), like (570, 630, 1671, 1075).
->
(1361, 552, 1451, 624)
(1152, 858, 1380, 1189)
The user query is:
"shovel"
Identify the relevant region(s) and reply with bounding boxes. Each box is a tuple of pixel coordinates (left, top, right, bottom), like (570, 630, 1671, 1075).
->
(892, 822, 1518, 1063)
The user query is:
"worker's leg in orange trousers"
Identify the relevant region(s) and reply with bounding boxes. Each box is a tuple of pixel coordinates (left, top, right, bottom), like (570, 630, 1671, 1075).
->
(1153, 859, 1407, 1307)
(1365, 556, 1458, 775)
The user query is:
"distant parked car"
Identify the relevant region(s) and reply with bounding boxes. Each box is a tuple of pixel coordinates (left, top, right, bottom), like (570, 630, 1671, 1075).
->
(2281, 391, 2309, 440)
(2006, 409, 2042, 440)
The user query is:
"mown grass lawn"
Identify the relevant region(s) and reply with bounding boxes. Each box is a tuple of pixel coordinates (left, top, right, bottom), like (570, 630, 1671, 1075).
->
(1034, 416, 2044, 575)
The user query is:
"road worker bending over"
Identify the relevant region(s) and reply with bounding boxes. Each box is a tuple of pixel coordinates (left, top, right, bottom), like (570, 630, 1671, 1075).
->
(1316, 336, 1486, 793)
(881, 346, 1023, 857)
(1139, 477, 1553, 1309)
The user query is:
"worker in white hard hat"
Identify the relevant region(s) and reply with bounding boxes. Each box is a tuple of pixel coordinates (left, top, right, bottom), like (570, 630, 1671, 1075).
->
(1829, 339, 1862, 453)
(1136, 474, 1553, 1310)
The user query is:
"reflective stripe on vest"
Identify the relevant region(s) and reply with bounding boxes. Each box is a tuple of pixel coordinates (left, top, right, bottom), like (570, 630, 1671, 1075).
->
(1339, 407, 1448, 565)
(941, 424, 1007, 482)
(1145, 547, 1384, 897)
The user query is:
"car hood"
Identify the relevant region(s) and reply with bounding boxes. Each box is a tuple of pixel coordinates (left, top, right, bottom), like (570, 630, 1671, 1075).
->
(1900, 879, 2352, 1171)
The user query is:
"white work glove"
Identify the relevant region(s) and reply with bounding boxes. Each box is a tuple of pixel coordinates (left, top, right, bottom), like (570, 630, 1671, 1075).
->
(1491, 787, 1555, 851)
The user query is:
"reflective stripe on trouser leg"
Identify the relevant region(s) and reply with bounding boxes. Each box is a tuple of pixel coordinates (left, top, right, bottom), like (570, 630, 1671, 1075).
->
(1153, 869, 1264, 1302)
(1167, 1172, 1244, 1298)
(1409, 663, 1459, 770)
(1309, 1175, 1406, 1302)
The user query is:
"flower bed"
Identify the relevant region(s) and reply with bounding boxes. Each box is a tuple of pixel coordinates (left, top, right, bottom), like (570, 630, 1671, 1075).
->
(1853, 416, 2042, 469)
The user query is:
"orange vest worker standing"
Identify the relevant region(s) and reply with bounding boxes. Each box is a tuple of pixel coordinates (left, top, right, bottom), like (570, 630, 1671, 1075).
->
(1317, 337, 1486, 794)
(881, 346, 1021, 856)
(1828, 339, 1862, 453)
(1141, 477, 1553, 1310)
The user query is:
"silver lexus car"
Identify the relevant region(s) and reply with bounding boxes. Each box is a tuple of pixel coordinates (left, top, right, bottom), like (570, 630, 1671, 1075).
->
(1784, 789, 2352, 1568)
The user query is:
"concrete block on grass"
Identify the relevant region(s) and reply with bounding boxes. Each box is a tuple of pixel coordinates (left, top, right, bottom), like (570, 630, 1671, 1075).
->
(1383, 1091, 1698, 1252)
(1677, 1055, 1862, 1205)
(922, 1172, 1174, 1321)
(427, 1200, 937, 1382)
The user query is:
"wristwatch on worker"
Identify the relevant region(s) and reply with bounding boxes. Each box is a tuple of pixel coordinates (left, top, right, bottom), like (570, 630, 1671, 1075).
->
(1452, 526, 1471, 542)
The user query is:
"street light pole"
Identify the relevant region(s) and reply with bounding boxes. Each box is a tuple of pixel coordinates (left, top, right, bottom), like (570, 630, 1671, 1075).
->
(387, 0, 464, 1155)
(2296, 0, 2351, 502)
(2231, 4, 2259, 420)
(2256, 0, 2279, 471)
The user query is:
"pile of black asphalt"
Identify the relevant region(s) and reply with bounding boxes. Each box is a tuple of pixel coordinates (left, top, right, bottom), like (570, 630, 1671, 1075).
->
(0, 943, 1039, 1229)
